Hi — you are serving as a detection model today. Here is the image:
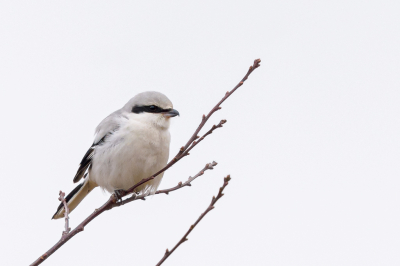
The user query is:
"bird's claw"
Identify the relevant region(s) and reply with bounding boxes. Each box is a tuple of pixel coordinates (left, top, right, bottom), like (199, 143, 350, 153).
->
(114, 189, 125, 202)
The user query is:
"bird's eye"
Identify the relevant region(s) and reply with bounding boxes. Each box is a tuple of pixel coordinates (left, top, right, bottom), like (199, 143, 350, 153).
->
(149, 105, 156, 110)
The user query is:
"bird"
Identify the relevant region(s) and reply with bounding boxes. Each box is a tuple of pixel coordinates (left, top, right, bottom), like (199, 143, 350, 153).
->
(52, 91, 179, 219)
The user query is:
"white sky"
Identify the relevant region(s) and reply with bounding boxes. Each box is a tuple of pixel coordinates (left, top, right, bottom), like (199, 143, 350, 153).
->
(1, 1, 399, 265)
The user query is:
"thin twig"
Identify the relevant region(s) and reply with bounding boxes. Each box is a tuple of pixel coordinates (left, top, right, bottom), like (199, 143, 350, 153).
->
(30, 59, 261, 266)
(58, 191, 70, 237)
(156, 175, 231, 266)
(113, 161, 218, 207)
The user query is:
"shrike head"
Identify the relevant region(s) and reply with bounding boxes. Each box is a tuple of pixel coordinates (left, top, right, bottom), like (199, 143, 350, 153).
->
(123, 91, 179, 128)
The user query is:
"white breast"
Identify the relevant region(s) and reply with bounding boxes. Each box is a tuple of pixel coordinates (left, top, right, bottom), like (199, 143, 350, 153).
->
(89, 114, 171, 194)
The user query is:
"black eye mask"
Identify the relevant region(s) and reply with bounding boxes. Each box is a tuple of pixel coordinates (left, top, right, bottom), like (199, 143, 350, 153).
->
(132, 105, 171, 114)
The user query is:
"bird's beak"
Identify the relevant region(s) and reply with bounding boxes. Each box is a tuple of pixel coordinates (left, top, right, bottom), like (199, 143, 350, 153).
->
(164, 109, 180, 117)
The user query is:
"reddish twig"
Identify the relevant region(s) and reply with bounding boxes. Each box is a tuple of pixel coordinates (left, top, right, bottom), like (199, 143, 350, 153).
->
(155, 175, 231, 266)
(156, 161, 217, 195)
(112, 161, 218, 207)
(58, 191, 70, 237)
(30, 59, 261, 266)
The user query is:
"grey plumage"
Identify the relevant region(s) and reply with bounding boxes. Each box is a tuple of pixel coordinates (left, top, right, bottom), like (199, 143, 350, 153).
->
(53, 91, 179, 219)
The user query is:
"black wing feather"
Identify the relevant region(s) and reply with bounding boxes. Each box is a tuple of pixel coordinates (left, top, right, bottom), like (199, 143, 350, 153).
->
(72, 147, 94, 183)
(72, 134, 108, 183)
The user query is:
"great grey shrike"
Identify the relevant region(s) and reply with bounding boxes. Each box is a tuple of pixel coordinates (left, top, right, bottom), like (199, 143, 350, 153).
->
(52, 91, 179, 219)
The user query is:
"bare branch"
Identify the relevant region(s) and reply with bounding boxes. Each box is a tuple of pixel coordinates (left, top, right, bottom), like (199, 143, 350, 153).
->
(156, 161, 218, 195)
(184, 120, 227, 156)
(113, 161, 218, 207)
(58, 191, 70, 237)
(156, 175, 232, 266)
(179, 58, 261, 154)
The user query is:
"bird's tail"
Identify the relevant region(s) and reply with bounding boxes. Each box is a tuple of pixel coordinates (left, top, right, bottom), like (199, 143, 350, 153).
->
(52, 178, 98, 219)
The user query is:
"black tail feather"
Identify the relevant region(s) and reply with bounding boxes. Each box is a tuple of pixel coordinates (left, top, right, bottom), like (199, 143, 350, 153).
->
(52, 183, 84, 219)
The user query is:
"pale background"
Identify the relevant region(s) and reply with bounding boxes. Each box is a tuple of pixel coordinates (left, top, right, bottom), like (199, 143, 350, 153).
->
(1, 1, 399, 265)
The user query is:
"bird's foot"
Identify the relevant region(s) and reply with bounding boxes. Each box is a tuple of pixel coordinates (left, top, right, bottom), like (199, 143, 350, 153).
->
(114, 189, 126, 202)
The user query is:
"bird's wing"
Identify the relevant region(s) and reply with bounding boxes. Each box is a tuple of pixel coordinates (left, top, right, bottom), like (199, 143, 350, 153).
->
(72, 110, 124, 183)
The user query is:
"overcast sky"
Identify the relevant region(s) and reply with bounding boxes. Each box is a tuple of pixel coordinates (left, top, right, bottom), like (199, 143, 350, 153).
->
(1, 1, 399, 265)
